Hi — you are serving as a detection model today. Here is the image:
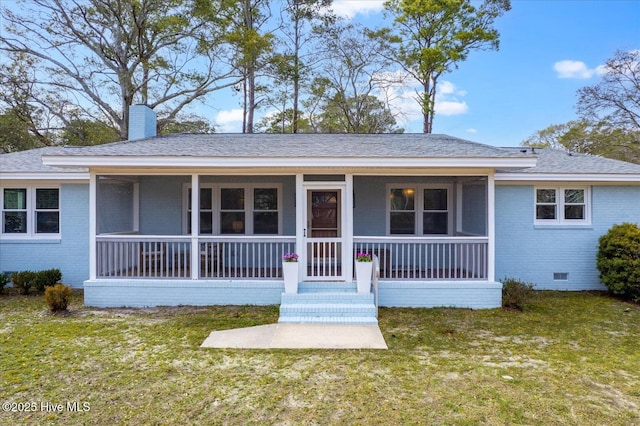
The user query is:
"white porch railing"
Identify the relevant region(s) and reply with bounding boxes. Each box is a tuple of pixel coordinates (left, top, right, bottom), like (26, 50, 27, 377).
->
(306, 238, 342, 279)
(96, 236, 191, 279)
(96, 235, 486, 281)
(354, 236, 488, 280)
(199, 236, 296, 279)
(96, 235, 295, 279)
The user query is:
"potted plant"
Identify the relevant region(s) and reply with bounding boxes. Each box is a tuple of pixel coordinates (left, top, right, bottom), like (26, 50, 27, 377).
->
(355, 252, 372, 293)
(282, 253, 299, 294)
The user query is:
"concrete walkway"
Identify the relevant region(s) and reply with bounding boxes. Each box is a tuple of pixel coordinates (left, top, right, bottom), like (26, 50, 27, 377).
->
(200, 323, 388, 349)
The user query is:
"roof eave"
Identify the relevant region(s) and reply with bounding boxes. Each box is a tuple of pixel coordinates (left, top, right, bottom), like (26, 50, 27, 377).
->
(41, 155, 537, 170)
(495, 172, 640, 182)
(0, 171, 90, 181)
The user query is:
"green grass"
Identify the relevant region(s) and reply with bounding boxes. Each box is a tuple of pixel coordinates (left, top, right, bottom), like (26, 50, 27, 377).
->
(0, 290, 638, 425)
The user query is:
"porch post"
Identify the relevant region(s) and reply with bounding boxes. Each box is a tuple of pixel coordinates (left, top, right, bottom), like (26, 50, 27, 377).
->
(345, 174, 354, 282)
(190, 174, 200, 280)
(487, 172, 496, 282)
(89, 172, 97, 280)
(295, 174, 304, 283)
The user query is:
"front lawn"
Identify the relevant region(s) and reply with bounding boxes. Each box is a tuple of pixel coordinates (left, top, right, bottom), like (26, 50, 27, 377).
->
(0, 291, 638, 425)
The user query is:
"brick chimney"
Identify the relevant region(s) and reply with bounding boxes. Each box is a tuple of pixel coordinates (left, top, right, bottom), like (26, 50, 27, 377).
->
(128, 105, 157, 140)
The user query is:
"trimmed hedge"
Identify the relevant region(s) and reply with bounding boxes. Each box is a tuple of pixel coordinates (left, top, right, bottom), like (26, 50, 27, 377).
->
(8, 269, 63, 295)
(11, 271, 38, 295)
(33, 269, 63, 293)
(597, 223, 640, 302)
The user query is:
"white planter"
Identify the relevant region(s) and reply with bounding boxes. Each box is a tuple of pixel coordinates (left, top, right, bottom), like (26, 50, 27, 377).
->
(282, 262, 299, 294)
(356, 261, 373, 294)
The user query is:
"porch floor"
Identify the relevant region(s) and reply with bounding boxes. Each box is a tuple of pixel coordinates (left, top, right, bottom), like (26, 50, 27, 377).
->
(100, 265, 482, 280)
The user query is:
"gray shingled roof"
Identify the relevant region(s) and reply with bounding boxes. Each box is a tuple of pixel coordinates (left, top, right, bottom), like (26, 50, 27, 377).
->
(3, 134, 640, 177)
(0, 146, 87, 174)
(47, 133, 527, 158)
(498, 147, 640, 175)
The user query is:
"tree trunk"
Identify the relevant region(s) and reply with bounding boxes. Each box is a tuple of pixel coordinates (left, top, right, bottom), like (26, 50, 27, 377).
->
(247, 66, 255, 133)
(292, 10, 301, 134)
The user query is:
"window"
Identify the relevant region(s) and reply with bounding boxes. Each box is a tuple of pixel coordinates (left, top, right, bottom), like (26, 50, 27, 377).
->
(253, 188, 278, 234)
(220, 188, 245, 234)
(1, 187, 60, 237)
(388, 184, 451, 235)
(187, 188, 214, 234)
(389, 188, 415, 234)
(535, 187, 590, 224)
(183, 184, 280, 235)
(423, 188, 449, 234)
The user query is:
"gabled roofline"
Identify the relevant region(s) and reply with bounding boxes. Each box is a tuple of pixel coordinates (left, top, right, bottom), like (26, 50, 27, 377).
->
(41, 155, 538, 170)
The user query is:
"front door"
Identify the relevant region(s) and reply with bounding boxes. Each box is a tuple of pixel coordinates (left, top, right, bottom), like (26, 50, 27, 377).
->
(304, 189, 344, 280)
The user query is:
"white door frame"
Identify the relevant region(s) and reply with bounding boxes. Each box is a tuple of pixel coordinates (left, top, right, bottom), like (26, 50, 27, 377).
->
(300, 181, 348, 281)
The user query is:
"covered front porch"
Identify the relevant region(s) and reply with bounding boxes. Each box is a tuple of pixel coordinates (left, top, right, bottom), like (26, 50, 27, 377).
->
(84, 171, 500, 308)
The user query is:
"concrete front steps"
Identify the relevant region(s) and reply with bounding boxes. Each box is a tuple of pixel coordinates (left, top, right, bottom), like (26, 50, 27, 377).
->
(278, 282, 378, 325)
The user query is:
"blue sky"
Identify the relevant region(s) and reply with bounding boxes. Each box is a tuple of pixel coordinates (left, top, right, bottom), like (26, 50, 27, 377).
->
(210, 0, 640, 147)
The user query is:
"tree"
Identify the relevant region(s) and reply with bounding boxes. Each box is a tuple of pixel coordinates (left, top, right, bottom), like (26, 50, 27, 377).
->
(522, 120, 640, 164)
(522, 50, 640, 164)
(577, 50, 640, 131)
(221, 0, 274, 133)
(0, 53, 57, 147)
(1, 0, 238, 140)
(274, 0, 334, 133)
(160, 116, 216, 134)
(381, 0, 510, 133)
(0, 108, 44, 153)
(256, 108, 312, 133)
(317, 94, 403, 133)
(306, 23, 402, 133)
(61, 119, 121, 146)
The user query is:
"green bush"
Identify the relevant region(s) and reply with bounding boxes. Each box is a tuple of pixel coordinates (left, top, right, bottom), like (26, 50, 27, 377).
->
(33, 269, 63, 293)
(501, 277, 535, 311)
(596, 222, 640, 302)
(44, 284, 73, 312)
(11, 271, 38, 295)
(0, 273, 9, 294)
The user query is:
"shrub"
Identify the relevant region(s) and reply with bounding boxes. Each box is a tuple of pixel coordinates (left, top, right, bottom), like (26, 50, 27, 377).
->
(11, 271, 38, 295)
(0, 273, 9, 294)
(501, 277, 535, 311)
(45, 284, 73, 312)
(597, 222, 640, 302)
(33, 269, 62, 293)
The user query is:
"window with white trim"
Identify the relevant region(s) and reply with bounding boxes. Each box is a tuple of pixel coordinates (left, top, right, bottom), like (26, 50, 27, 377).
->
(187, 187, 214, 234)
(184, 184, 280, 235)
(535, 187, 590, 224)
(388, 184, 452, 235)
(1, 187, 60, 237)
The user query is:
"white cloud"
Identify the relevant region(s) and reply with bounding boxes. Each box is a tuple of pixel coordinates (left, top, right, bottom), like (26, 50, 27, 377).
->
(436, 100, 468, 116)
(331, 0, 385, 19)
(216, 108, 243, 124)
(553, 60, 602, 79)
(215, 109, 243, 132)
(375, 73, 469, 130)
(466, 128, 478, 134)
(434, 80, 468, 116)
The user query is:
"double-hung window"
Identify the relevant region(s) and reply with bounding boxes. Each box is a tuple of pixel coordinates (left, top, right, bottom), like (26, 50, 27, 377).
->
(2, 187, 60, 238)
(184, 184, 280, 235)
(535, 187, 590, 224)
(388, 184, 452, 235)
